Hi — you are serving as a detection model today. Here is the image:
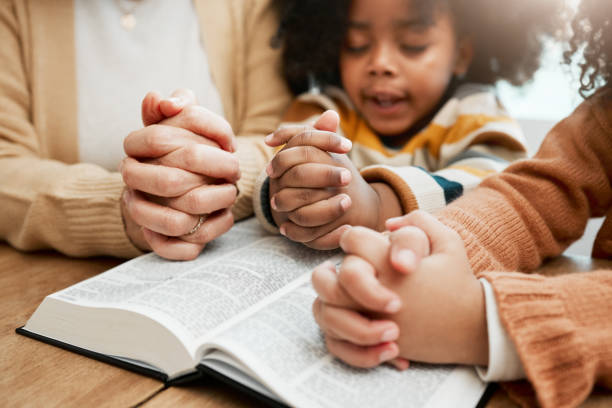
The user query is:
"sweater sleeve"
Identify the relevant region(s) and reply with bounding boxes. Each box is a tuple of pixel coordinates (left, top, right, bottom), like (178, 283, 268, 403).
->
(230, 0, 291, 221)
(478, 270, 612, 408)
(0, 2, 141, 258)
(438, 94, 612, 273)
(436, 92, 612, 407)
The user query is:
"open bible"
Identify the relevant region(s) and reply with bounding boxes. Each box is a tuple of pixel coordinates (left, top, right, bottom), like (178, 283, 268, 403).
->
(18, 218, 489, 408)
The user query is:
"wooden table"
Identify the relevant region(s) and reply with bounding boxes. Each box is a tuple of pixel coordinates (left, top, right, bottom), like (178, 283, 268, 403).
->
(1, 243, 610, 407)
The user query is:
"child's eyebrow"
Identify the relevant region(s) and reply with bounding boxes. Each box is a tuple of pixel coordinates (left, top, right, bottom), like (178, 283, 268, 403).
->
(347, 18, 432, 31)
(394, 19, 433, 30)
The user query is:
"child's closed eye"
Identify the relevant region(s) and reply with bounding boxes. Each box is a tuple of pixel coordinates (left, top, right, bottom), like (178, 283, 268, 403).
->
(344, 29, 370, 54)
(345, 44, 370, 54)
(399, 43, 428, 55)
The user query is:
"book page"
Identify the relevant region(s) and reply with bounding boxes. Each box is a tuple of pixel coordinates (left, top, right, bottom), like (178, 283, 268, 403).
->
(201, 280, 486, 408)
(50, 219, 337, 349)
(54, 219, 269, 304)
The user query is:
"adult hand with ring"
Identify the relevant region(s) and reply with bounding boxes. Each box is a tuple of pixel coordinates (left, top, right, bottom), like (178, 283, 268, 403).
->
(120, 89, 239, 260)
(188, 214, 207, 236)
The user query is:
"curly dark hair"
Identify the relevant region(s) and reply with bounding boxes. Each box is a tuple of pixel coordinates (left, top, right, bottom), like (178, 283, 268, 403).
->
(564, 0, 611, 97)
(273, 0, 564, 95)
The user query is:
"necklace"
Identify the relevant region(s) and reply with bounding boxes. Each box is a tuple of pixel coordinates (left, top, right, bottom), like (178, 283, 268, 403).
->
(115, 0, 142, 31)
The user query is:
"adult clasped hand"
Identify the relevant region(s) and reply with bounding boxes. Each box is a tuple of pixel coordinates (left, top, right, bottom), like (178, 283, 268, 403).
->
(120, 89, 240, 260)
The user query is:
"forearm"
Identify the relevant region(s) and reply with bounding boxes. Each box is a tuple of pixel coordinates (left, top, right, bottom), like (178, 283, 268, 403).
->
(438, 100, 612, 274)
(458, 277, 489, 366)
(0, 156, 141, 258)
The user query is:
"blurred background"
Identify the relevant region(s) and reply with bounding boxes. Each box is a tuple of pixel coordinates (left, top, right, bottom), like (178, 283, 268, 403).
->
(496, 32, 602, 257)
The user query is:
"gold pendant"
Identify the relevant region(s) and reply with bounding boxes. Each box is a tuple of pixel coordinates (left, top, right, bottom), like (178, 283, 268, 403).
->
(120, 13, 136, 31)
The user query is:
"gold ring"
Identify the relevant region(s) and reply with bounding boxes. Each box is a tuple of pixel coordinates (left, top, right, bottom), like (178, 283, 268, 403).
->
(188, 215, 206, 235)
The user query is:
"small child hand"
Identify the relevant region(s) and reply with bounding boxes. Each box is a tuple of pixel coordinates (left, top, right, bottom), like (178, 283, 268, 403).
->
(311, 227, 405, 368)
(266, 110, 353, 192)
(267, 111, 398, 249)
(266, 111, 360, 248)
(379, 211, 488, 365)
(388, 225, 431, 274)
(312, 211, 488, 368)
(269, 147, 367, 249)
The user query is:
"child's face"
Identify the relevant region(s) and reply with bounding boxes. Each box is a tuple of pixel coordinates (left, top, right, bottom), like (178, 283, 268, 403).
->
(340, 0, 472, 138)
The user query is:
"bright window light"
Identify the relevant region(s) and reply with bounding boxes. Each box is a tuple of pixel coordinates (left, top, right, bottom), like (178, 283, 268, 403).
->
(497, 38, 582, 122)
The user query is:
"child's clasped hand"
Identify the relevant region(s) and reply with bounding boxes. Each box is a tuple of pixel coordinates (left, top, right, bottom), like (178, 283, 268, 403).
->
(266, 110, 401, 249)
(312, 210, 489, 369)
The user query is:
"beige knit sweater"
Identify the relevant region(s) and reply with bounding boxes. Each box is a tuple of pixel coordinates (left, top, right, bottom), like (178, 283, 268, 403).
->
(438, 88, 612, 407)
(0, 0, 290, 258)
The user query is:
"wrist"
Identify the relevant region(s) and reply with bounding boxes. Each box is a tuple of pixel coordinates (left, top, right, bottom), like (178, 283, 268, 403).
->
(370, 182, 402, 231)
(457, 278, 489, 365)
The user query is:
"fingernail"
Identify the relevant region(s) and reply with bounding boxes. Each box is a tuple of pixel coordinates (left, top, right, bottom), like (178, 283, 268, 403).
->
(390, 358, 410, 371)
(167, 97, 184, 107)
(341, 138, 352, 151)
(265, 133, 274, 144)
(340, 196, 351, 210)
(338, 225, 352, 248)
(266, 163, 273, 177)
(396, 249, 416, 269)
(279, 225, 286, 236)
(381, 327, 399, 342)
(340, 169, 351, 184)
(379, 349, 396, 363)
(385, 298, 402, 313)
(271, 196, 278, 210)
(387, 217, 403, 225)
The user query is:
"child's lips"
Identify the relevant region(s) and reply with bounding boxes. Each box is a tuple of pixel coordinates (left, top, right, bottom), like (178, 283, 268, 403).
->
(363, 88, 405, 101)
(364, 95, 407, 116)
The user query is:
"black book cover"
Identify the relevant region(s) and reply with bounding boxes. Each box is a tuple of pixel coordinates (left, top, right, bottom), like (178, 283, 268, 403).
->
(16, 326, 198, 384)
(15, 326, 287, 406)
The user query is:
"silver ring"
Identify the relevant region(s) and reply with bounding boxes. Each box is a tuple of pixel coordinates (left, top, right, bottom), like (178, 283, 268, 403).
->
(188, 215, 206, 235)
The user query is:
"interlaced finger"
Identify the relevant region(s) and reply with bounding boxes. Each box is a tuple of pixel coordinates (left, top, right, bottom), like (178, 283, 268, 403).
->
(121, 157, 207, 197)
(155, 143, 240, 182)
(313, 299, 400, 347)
(278, 163, 351, 189)
(287, 194, 351, 227)
(123, 189, 200, 237)
(142, 228, 204, 261)
(284, 129, 352, 153)
(267, 145, 334, 179)
(272, 187, 338, 212)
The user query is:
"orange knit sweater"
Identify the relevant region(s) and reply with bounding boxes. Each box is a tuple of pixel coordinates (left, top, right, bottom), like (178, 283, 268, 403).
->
(437, 88, 612, 407)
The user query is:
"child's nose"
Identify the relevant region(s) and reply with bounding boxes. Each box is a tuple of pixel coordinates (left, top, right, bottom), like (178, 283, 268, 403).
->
(367, 44, 398, 77)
